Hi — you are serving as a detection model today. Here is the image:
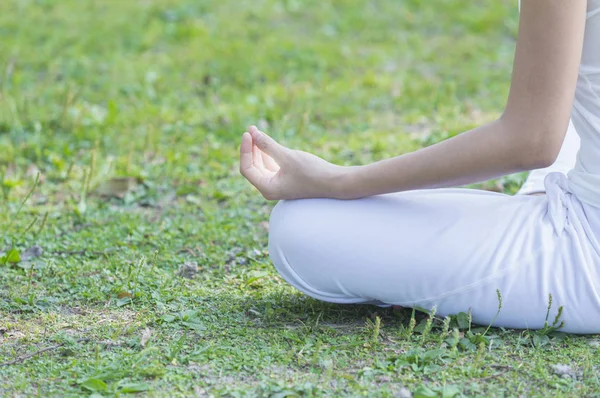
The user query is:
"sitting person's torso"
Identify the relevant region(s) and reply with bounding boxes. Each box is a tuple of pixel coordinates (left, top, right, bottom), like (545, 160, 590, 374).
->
(568, 0, 600, 208)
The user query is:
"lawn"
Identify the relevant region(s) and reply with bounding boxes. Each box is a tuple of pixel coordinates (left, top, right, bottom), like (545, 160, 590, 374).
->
(1, 0, 599, 396)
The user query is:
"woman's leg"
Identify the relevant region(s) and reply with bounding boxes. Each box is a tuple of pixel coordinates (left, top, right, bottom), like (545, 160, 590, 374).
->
(268, 182, 600, 333)
(517, 119, 580, 195)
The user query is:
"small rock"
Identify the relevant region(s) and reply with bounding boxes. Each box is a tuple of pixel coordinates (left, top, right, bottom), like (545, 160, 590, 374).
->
(21, 246, 43, 261)
(177, 262, 199, 279)
(140, 328, 152, 347)
(551, 364, 573, 375)
(396, 387, 412, 398)
(589, 339, 600, 348)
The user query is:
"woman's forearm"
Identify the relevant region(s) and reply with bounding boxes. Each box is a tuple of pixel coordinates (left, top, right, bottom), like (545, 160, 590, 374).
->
(331, 0, 587, 201)
(241, 0, 582, 203)
(335, 117, 555, 199)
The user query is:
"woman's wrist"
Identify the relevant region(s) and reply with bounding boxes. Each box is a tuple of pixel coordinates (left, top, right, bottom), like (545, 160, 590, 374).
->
(330, 165, 362, 200)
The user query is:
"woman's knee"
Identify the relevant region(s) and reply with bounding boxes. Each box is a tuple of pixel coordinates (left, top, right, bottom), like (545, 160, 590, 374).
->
(267, 199, 353, 302)
(268, 200, 306, 273)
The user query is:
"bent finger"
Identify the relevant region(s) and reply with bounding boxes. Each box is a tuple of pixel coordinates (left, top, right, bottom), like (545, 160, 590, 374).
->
(239, 132, 254, 172)
(248, 126, 288, 163)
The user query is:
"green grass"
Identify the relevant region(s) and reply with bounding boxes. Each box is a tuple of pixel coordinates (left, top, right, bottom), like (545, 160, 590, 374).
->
(0, 0, 598, 396)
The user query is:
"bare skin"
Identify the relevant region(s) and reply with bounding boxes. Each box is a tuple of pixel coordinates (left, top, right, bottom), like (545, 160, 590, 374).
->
(240, 0, 586, 201)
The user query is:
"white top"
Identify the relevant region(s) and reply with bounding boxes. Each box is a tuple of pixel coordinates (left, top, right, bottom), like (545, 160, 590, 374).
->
(568, 0, 600, 208)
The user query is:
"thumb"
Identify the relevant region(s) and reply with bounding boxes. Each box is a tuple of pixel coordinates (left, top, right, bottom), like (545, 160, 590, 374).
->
(248, 126, 288, 162)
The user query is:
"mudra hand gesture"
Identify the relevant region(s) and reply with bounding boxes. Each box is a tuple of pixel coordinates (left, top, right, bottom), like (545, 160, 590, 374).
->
(239, 126, 347, 200)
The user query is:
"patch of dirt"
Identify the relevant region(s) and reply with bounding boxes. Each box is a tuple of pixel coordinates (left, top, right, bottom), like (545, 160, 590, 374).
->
(1, 307, 140, 346)
(551, 364, 583, 380)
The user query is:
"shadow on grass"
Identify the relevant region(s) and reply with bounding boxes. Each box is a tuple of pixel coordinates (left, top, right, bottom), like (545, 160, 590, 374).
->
(214, 290, 416, 331)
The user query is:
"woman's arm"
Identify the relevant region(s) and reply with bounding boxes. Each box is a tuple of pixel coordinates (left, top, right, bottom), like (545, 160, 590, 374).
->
(340, 0, 586, 198)
(240, 0, 586, 201)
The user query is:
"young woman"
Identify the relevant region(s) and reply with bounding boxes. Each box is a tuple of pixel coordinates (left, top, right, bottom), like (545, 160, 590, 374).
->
(240, 0, 600, 334)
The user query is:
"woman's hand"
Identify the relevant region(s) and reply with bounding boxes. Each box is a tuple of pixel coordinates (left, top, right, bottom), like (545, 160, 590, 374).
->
(239, 126, 348, 200)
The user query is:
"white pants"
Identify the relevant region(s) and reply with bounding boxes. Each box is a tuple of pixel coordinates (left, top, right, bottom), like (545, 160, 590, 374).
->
(268, 122, 600, 334)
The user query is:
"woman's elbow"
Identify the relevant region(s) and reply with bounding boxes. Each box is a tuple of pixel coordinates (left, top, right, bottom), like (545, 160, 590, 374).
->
(514, 131, 563, 170)
(528, 144, 561, 169)
(499, 115, 566, 170)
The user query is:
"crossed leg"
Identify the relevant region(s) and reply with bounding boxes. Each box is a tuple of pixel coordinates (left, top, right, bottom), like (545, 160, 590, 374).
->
(267, 120, 600, 333)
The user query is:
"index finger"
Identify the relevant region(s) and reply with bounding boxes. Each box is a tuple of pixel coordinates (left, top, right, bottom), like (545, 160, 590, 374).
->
(239, 132, 266, 189)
